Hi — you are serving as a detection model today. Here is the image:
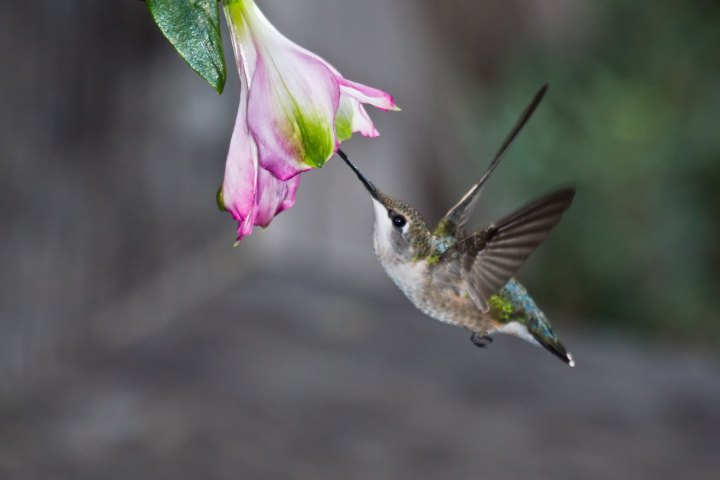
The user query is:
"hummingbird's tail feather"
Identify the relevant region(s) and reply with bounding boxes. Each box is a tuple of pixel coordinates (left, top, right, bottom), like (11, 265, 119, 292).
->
(490, 279, 575, 367)
(528, 322, 575, 367)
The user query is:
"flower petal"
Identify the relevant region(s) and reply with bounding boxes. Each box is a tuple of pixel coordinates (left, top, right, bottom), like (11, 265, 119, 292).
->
(349, 99, 380, 138)
(336, 95, 379, 141)
(224, 1, 257, 86)
(339, 78, 400, 111)
(221, 109, 301, 238)
(335, 95, 354, 142)
(218, 0, 400, 241)
(247, 45, 340, 181)
(253, 168, 300, 227)
(222, 105, 258, 240)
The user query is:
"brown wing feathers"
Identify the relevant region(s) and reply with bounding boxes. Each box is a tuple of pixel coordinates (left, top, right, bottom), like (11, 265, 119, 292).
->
(442, 188, 575, 312)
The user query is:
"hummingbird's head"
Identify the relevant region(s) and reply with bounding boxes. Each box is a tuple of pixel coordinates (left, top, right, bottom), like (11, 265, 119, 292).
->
(338, 150, 430, 260)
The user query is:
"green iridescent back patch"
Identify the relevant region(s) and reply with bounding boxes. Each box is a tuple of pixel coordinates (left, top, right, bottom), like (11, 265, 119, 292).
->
(489, 293, 515, 322)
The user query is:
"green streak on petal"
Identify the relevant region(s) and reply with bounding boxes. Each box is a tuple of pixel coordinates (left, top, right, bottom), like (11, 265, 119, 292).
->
(335, 100, 353, 142)
(222, 0, 249, 11)
(292, 106, 335, 168)
(222, 0, 248, 32)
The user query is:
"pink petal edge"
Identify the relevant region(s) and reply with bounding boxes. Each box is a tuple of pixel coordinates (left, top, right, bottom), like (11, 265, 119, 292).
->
(339, 78, 400, 111)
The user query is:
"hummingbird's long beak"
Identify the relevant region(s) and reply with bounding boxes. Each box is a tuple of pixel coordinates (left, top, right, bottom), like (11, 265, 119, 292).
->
(336, 149, 379, 200)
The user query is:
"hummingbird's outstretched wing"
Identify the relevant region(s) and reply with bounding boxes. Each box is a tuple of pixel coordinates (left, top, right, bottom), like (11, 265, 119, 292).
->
(440, 188, 575, 312)
(434, 85, 548, 239)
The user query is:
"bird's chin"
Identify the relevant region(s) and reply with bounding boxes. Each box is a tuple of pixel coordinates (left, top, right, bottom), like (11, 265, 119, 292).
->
(371, 198, 386, 220)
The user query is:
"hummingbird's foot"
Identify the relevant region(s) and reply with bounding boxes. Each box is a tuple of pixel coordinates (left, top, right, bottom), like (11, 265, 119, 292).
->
(470, 332, 493, 348)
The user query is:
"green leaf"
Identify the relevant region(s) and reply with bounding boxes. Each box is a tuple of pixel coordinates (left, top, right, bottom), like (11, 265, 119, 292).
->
(148, 0, 226, 93)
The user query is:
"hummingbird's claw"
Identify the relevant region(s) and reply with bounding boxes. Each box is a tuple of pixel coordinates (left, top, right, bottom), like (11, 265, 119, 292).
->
(470, 332, 493, 348)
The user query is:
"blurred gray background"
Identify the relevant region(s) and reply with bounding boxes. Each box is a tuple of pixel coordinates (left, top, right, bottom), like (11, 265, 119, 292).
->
(1, 0, 719, 478)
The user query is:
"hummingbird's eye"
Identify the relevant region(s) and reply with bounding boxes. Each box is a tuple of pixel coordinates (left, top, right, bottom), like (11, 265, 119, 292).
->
(392, 214, 407, 228)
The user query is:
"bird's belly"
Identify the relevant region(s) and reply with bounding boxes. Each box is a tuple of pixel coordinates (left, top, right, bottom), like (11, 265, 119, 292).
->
(379, 259, 486, 328)
(414, 286, 486, 327)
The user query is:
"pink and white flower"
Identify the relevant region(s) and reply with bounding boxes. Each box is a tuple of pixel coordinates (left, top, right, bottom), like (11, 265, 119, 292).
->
(218, 0, 399, 241)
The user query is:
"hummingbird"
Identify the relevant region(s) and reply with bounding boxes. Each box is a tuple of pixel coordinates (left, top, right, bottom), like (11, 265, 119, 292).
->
(337, 85, 576, 366)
